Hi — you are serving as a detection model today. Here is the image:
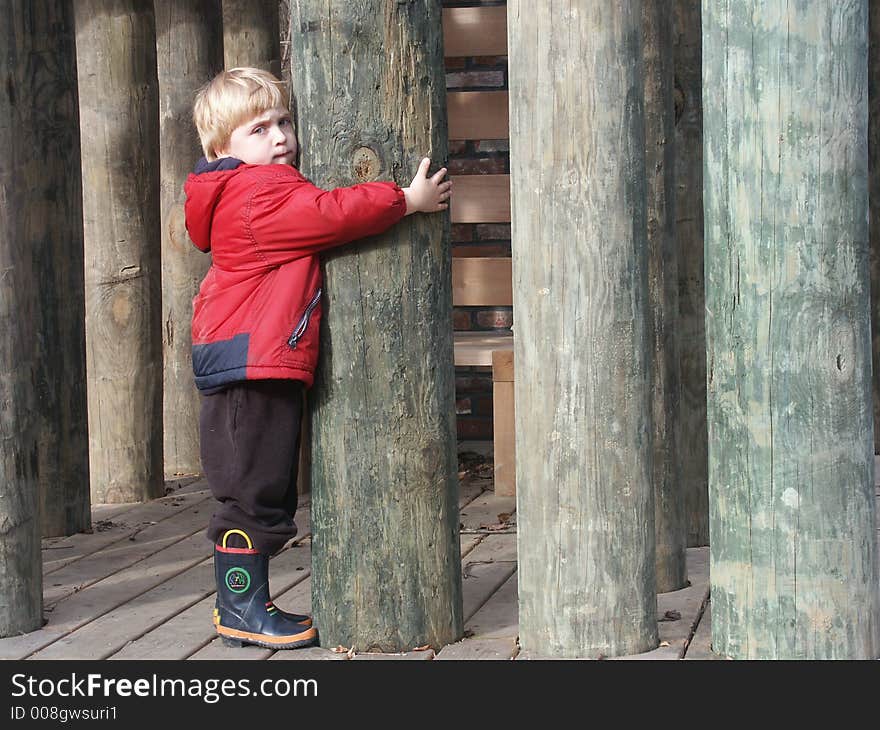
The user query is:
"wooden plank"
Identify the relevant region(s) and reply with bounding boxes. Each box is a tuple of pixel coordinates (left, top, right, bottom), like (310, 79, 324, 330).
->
(41, 490, 213, 575)
(466, 571, 518, 639)
(611, 546, 709, 660)
(684, 600, 725, 660)
(492, 350, 515, 382)
(453, 332, 513, 367)
(351, 649, 435, 660)
(451, 175, 510, 223)
(268, 646, 348, 661)
(492, 379, 516, 496)
(461, 534, 517, 622)
(448, 91, 509, 140)
(452, 256, 512, 306)
(43, 498, 216, 608)
(34, 556, 216, 659)
(108, 542, 312, 660)
(442, 6, 507, 57)
(0, 532, 212, 659)
(435, 637, 518, 660)
(458, 491, 516, 533)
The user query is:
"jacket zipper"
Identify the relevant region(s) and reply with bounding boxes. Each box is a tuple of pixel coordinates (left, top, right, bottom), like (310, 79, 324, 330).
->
(287, 288, 322, 349)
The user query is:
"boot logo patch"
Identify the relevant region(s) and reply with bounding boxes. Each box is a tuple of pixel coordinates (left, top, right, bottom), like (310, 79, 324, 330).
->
(225, 567, 251, 594)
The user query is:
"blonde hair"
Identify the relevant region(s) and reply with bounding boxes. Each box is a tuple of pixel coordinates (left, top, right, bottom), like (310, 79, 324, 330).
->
(193, 67, 290, 160)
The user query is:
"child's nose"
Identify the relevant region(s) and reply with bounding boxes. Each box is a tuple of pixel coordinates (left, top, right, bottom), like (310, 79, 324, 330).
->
(271, 125, 287, 144)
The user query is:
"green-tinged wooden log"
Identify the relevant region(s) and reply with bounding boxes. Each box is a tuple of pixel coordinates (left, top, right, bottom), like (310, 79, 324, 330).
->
(509, 0, 658, 657)
(223, 0, 281, 76)
(673, 0, 710, 547)
(290, 0, 462, 652)
(703, 0, 880, 659)
(74, 1, 164, 504)
(19, 1, 90, 538)
(644, 0, 686, 592)
(156, 1, 223, 478)
(870, 0, 880, 455)
(0, 0, 46, 634)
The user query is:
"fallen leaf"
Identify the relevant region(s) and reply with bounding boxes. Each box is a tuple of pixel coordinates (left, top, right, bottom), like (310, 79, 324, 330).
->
(330, 645, 348, 653)
(413, 644, 432, 651)
(658, 610, 681, 622)
(346, 646, 356, 659)
(497, 512, 512, 522)
(659, 641, 670, 647)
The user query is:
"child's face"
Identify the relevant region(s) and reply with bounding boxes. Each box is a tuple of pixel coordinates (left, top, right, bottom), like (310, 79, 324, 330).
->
(218, 106, 297, 166)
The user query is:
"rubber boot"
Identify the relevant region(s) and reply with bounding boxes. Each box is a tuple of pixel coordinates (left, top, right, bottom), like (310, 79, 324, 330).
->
(213, 530, 312, 627)
(213, 531, 317, 649)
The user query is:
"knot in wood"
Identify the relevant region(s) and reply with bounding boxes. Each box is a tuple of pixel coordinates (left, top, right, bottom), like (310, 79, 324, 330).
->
(352, 146, 381, 182)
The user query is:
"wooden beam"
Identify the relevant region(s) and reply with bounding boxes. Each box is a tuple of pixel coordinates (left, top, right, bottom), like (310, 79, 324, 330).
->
(156, 0, 222, 478)
(452, 257, 512, 306)
(75, 0, 164, 503)
(450, 175, 510, 223)
(291, 0, 463, 653)
(703, 0, 879, 658)
(442, 6, 507, 58)
(447, 91, 509, 140)
(510, 1, 657, 657)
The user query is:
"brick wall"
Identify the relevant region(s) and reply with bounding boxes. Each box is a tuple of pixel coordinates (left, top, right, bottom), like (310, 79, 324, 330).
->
(444, 0, 511, 443)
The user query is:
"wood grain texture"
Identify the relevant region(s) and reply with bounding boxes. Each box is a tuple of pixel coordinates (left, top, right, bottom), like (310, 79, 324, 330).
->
(447, 91, 509, 140)
(290, 0, 462, 652)
(442, 5, 507, 57)
(870, 0, 880, 455)
(0, 0, 46, 635)
(673, 0, 709, 547)
(13, 1, 90, 538)
(450, 174, 510, 223)
(452, 256, 512, 306)
(509, 0, 658, 657)
(644, 0, 686, 592)
(155, 0, 222, 477)
(703, 0, 880, 659)
(222, 0, 281, 76)
(74, 0, 164, 503)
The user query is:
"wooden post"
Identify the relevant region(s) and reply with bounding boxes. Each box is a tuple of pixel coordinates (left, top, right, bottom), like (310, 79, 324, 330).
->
(644, 0, 686, 592)
(74, 1, 164, 504)
(0, 0, 56, 634)
(290, 0, 462, 652)
(223, 0, 281, 75)
(17, 1, 89, 538)
(870, 0, 880, 455)
(703, 0, 880, 659)
(673, 0, 710, 547)
(510, 1, 658, 657)
(156, 1, 223, 478)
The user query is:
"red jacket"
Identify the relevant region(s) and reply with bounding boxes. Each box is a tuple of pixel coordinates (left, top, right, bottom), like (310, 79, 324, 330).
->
(185, 159, 406, 390)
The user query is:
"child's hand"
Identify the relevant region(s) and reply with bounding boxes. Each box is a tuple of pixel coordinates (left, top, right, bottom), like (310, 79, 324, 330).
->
(403, 158, 452, 215)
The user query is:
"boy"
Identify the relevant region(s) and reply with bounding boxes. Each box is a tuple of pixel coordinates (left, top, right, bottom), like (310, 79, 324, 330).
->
(185, 67, 451, 650)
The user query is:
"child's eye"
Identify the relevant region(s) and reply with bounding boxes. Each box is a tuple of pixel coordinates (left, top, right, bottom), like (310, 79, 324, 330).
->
(252, 126, 265, 135)
(279, 118, 291, 127)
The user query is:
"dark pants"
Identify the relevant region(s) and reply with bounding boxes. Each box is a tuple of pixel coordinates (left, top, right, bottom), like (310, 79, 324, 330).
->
(200, 379, 303, 555)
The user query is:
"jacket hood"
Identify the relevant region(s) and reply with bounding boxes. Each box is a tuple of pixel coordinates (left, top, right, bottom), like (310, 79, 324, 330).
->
(184, 157, 245, 252)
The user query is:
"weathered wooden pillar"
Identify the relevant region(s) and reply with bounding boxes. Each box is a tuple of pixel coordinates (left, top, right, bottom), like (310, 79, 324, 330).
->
(74, 1, 164, 504)
(156, 1, 223, 478)
(870, 0, 880, 455)
(290, 0, 462, 652)
(19, 1, 89, 538)
(223, 0, 281, 75)
(1, 0, 52, 634)
(644, 0, 686, 592)
(673, 0, 710, 547)
(510, 1, 658, 657)
(703, 0, 880, 659)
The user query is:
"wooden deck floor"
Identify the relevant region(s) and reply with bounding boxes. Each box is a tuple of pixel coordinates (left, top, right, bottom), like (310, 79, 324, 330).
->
(3, 454, 877, 661)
